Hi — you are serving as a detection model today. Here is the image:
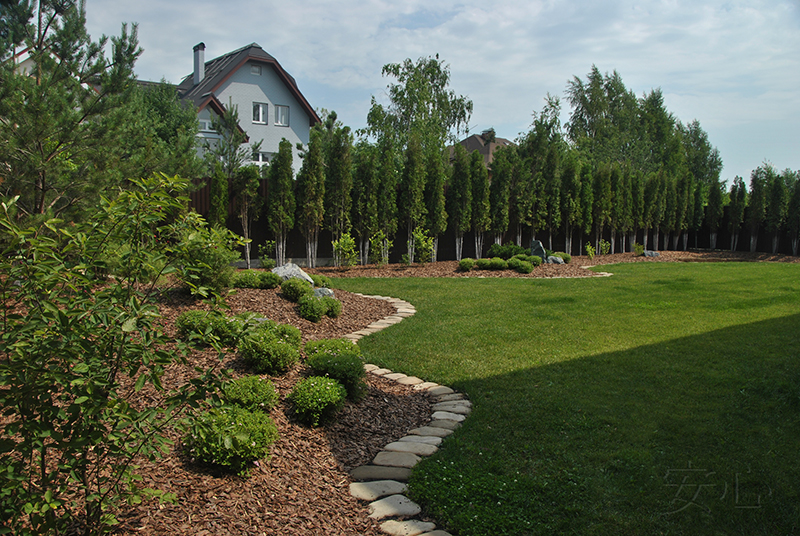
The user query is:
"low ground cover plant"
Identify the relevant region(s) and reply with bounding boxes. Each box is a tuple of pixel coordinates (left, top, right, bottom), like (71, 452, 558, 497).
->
(221, 375, 279, 412)
(305, 339, 366, 400)
(281, 278, 314, 302)
(239, 329, 300, 374)
(232, 269, 282, 289)
(183, 406, 278, 475)
(288, 376, 347, 427)
(298, 295, 328, 322)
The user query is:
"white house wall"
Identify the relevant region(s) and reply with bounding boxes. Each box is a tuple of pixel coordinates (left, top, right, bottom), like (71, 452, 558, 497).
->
(214, 61, 311, 175)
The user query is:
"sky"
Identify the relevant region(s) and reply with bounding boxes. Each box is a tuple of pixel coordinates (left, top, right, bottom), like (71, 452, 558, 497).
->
(84, 0, 800, 184)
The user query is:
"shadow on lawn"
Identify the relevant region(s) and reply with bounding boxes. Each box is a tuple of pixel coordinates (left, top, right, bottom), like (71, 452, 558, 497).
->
(417, 313, 800, 536)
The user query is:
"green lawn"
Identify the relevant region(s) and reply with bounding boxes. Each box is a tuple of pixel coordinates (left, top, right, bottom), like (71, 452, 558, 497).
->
(333, 262, 800, 536)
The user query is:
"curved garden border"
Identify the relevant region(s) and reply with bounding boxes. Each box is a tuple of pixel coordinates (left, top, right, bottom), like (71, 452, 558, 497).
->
(344, 294, 465, 536)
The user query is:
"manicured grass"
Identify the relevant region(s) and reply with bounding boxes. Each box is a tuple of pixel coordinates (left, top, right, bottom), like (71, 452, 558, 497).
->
(333, 263, 800, 536)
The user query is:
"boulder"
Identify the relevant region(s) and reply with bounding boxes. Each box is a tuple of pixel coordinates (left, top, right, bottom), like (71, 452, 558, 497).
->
(272, 263, 314, 284)
(314, 287, 335, 298)
(530, 239, 547, 260)
(643, 250, 661, 257)
(547, 255, 564, 264)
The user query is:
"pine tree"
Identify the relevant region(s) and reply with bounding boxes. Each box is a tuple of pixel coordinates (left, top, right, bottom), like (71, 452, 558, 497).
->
(747, 165, 770, 252)
(560, 152, 581, 256)
(232, 165, 262, 268)
(765, 168, 790, 253)
(324, 125, 354, 246)
(351, 141, 379, 264)
(489, 146, 512, 245)
(267, 139, 295, 266)
(375, 136, 399, 263)
(295, 129, 325, 268)
(208, 162, 228, 228)
(705, 179, 725, 250)
(728, 176, 747, 251)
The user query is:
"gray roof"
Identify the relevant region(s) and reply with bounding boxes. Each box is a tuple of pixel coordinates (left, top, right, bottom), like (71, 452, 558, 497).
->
(177, 43, 320, 126)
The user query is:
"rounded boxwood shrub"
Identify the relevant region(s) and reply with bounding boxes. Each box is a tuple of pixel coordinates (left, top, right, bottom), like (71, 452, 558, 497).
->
(273, 323, 302, 348)
(310, 274, 331, 288)
(553, 252, 571, 264)
(321, 296, 342, 318)
(305, 342, 366, 400)
(458, 258, 475, 272)
(231, 269, 261, 288)
(281, 278, 314, 303)
(489, 257, 508, 270)
(258, 271, 282, 289)
(298, 295, 327, 322)
(222, 375, 279, 412)
(289, 376, 347, 427)
(528, 255, 542, 267)
(475, 258, 492, 270)
(510, 258, 534, 273)
(304, 338, 361, 359)
(184, 406, 278, 474)
(240, 330, 300, 374)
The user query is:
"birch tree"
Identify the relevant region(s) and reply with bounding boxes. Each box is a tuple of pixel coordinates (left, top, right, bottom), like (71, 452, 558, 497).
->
(295, 129, 325, 267)
(267, 139, 294, 266)
(448, 144, 471, 261)
(728, 176, 747, 251)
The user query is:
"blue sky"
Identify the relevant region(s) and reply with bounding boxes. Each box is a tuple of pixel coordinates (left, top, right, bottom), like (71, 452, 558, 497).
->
(85, 0, 799, 184)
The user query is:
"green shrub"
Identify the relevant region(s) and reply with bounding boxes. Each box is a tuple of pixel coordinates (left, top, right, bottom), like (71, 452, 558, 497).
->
(310, 274, 331, 288)
(585, 243, 596, 260)
(173, 213, 241, 295)
(553, 252, 572, 264)
(240, 330, 300, 374)
(528, 255, 542, 267)
(634, 242, 645, 256)
(332, 232, 358, 268)
(599, 239, 611, 255)
(258, 241, 276, 270)
(305, 338, 362, 360)
(487, 243, 528, 260)
(289, 377, 347, 427)
(412, 226, 434, 265)
(475, 258, 492, 270)
(515, 260, 534, 273)
(260, 258, 276, 270)
(184, 406, 278, 474)
(281, 278, 313, 302)
(175, 310, 214, 340)
(298, 295, 327, 322)
(306, 348, 366, 400)
(321, 296, 342, 318)
(176, 310, 243, 347)
(273, 323, 302, 349)
(222, 376, 279, 412)
(259, 271, 282, 289)
(489, 257, 508, 270)
(458, 258, 475, 272)
(233, 270, 281, 289)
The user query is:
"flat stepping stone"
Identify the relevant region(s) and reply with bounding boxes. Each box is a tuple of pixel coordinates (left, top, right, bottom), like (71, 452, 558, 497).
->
(370, 368, 392, 376)
(431, 402, 471, 415)
(349, 480, 407, 501)
(427, 386, 454, 397)
(368, 494, 421, 519)
(398, 435, 442, 446)
(414, 382, 439, 390)
(364, 364, 380, 372)
(380, 519, 437, 536)
(428, 419, 461, 430)
(408, 426, 453, 438)
(397, 376, 423, 386)
(433, 393, 467, 402)
(395, 312, 415, 317)
(431, 411, 466, 422)
(350, 465, 412, 482)
(383, 441, 438, 456)
(384, 372, 408, 381)
(373, 451, 421, 468)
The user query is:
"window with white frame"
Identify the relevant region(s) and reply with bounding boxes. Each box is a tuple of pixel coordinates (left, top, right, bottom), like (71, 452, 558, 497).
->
(275, 105, 289, 127)
(252, 152, 272, 166)
(252, 102, 268, 124)
(198, 119, 215, 132)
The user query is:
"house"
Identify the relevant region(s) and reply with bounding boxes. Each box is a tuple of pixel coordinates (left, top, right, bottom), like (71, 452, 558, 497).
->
(456, 129, 515, 169)
(177, 43, 320, 174)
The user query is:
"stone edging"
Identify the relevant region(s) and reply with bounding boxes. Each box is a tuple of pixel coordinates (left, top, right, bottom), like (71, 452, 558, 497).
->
(344, 293, 467, 536)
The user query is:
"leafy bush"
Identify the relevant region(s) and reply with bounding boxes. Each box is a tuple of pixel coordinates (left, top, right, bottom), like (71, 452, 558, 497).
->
(298, 295, 327, 322)
(585, 243, 596, 260)
(306, 345, 366, 400)
(529, 255, 543, 267)
(310, 273, 331, 288)
(0, 175, 225, 535)
(412, 226, 435, 265)
(232, 270, 282, 289)
(261, 258, 276, 270)
(258, 241, 276, 270)
(487, 243, 528, 260)
(321, 296, 342, 318)
(507, 257, 534, 274)
(333, 232, 358, 268)
(475, 258, 492, 270)
(281, 278, 313, 302)
(305, 338, 362, 359)
(634, 242, 645, 256)
(222, 376, 279, 412)
(369, 230, 392, 266)
(458, 258, 475, 272)
(553, 252, 572, 264)
(175, 310, 245, 347)
(184, 406, 278, 474)
(289, 377, 347, 427)
(240, 330, 300, 374)
(272, 323, 302, 349)
(599, 239, 611, 255)
(489, 257, 508, 270)
(172, 212, 242, 295)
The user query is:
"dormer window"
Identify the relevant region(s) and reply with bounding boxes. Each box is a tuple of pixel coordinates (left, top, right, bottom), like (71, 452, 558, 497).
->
(253, 103, 268, 124)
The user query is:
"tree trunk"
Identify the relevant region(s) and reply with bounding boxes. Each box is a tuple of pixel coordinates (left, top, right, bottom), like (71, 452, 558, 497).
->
(792, 236, 798, 256)
(494, 233, 502, 246)
(772, 232, 779, 254)
(682, 231, 688, 251)
(455, 234, 463, 262)
(516, 224, 523, 248)
(710, 231, 717, 251)
(610, 230, 616, 254)
(475, 232, 484, 260)
(306, 239, 313, 269)
(407, 222, 415, 264)
(671, 233, 679, 251)
(750, 233, 758, 253)
(643, 229, 649, 250)
(653, 227, 660, 251)
(432, 236, 439, 263)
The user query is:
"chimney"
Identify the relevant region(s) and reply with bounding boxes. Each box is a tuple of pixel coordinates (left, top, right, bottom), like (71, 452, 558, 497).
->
(193, 42, 205, 86)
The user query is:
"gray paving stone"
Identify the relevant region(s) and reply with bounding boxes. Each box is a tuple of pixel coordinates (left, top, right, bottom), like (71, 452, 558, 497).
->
(432, 393, 467, 402)
(364, 364, 380, 372)
(408, 426, 453, 438)
(398, 435, 442, 446)
(431, 402, 471, 414)
(430, 411, 466, 422)
(383, 441, 438, 456)
(397, 376, 423, 385)
(426, 386, 455, 397)
(395, 312, 415, 317)
(432, 399, 472, 409)
(350, 465, 412, 482)
(413, 382, 439, 390)
(373, 451, 421, 468)
(428, 419, 461, 430)
(349, 480, 407, 501)
(368, 494, 421, 519)
(384, 372, 408, 381)
(380, 519, 437, 536)
(370, 368, 392, 376)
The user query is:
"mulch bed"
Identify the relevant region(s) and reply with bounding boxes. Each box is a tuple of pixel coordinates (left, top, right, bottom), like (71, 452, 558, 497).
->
(107, 250, 800, 534)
